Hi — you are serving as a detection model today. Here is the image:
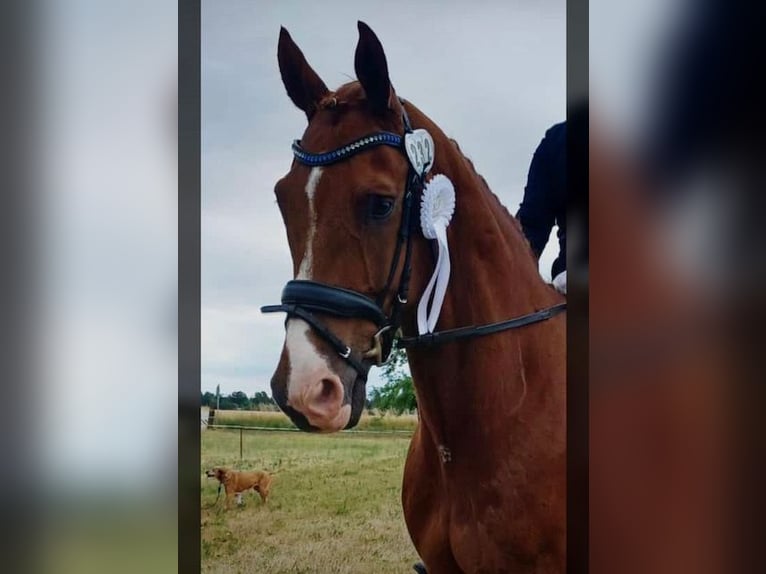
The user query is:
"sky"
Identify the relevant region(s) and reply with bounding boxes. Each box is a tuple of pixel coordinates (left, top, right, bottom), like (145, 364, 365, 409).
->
(202, 0, 566, 395)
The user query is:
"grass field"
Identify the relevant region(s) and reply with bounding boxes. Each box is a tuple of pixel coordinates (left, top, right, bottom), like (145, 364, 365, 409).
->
(201, 427, 420, 573)
(211, 409, 418, 433)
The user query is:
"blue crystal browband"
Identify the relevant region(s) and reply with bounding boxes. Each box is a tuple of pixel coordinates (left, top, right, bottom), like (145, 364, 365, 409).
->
(291, 131, 403, 167)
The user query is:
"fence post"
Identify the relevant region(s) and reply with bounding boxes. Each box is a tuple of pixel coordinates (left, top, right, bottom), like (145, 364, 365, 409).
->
(240, 427, 243, 460)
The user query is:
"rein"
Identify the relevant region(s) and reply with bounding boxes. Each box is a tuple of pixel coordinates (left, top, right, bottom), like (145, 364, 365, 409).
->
(261, 99, 565, 377)
(399, 303, 568, 348)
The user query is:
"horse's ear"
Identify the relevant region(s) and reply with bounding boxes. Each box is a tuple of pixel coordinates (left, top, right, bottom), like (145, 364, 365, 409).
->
(354, 21, 394, 114)
(278, 27, 329, 120)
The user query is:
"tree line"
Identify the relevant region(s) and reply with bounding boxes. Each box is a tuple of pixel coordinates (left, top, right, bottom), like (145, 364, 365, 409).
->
(201, 390, 277, 411)
(204, 349, 417, 413)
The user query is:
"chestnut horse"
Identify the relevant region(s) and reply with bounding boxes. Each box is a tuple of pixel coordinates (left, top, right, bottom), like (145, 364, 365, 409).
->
(263, 22, 566, 573)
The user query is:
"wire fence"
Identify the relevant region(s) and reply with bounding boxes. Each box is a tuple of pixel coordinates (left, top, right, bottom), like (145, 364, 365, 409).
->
(205, 423, 414, 460)
(207, 424, 413, 434)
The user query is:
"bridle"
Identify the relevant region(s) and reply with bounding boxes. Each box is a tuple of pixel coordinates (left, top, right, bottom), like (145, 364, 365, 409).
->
(261, 100, 566, 381)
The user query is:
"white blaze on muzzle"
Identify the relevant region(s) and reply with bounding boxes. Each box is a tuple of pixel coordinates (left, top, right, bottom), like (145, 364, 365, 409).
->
(297, 166, 323, 280)
(284, 318, 351, 430)
(282, 165, 352, 430)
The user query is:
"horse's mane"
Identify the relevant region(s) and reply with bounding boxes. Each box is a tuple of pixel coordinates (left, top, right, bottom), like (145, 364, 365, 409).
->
(448, 138, 517, 223)
(446, 138, 538, 262)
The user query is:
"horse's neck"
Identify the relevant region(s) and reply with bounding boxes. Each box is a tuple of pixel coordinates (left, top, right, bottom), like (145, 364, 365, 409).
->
(402, 117, 563, 463)
(443, 152, 555, 316)
(405, 105, 556, 317)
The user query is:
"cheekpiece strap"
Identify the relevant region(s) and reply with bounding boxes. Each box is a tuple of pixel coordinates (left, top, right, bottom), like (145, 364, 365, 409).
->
(399, 98, 413, 133)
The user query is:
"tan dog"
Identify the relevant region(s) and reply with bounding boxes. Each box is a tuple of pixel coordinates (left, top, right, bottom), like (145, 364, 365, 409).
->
(206, 467, 273, 508)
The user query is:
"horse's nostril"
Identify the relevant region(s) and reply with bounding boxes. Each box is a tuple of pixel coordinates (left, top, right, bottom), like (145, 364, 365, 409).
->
(288, 373, 349, 430)
(301, 376, 343, 419)
(317, 378, 341, 406)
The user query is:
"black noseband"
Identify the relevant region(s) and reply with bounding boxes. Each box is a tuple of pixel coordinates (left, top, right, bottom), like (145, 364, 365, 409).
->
(277, 281, 387, 326)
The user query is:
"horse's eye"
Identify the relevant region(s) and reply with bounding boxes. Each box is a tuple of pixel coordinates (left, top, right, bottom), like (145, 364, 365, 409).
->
(367, 195, 395, 221)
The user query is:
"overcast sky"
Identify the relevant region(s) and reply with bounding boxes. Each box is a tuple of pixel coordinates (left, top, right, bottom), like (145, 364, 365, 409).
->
(201, 0, 566, 395)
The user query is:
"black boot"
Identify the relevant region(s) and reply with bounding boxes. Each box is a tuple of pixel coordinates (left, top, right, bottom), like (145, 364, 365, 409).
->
(412, 563, 427, 574)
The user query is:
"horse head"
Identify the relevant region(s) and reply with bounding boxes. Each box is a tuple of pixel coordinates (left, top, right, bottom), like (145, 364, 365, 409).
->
(267, 23, 418, 432)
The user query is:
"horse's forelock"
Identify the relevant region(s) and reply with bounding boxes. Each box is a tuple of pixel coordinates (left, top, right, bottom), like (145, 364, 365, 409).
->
(316, 82, 364, 110)
(315, 82, 404, 124)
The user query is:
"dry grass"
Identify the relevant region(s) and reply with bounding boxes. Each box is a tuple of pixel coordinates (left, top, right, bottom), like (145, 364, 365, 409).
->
(201, 428, 420, 573)
(213, 409, 418, 433)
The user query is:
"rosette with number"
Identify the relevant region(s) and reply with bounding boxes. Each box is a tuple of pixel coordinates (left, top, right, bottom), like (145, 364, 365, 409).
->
(417, 174, 456, 334)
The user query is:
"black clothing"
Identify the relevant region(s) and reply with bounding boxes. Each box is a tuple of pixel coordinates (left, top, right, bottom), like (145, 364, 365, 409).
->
(516, 121, 567, 278)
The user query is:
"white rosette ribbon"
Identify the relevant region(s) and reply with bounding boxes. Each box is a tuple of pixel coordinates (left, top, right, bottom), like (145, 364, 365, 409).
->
(417, 174, 456, 335)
